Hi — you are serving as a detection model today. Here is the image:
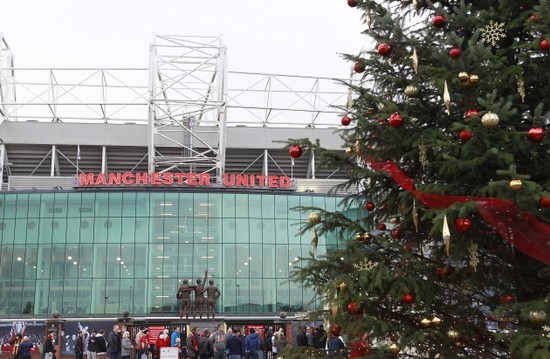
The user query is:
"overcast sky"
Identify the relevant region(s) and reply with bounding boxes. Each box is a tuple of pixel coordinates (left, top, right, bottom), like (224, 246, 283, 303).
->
(1, 0, 367, 79)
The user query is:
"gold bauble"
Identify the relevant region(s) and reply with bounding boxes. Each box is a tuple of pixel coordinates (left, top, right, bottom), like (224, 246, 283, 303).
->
(458, 71, 470, 82)
(447, 328, 460, 342)
(420, 318, 431, 328)
(481, 111, 500, 128)
(529, 310, 547, 324)
(404, 85, 419, 98)
(431, 316, 442, 326)
(390, 217, 400, 225)
(355, 232, 372, 243)
(389, 343, 399, 354)
(345, 147, 354, 155)
(462, 81, 473, 89)
(469, 74, 479, 84)
(509, 179, 523, 191)
(308, 212, 321, 225)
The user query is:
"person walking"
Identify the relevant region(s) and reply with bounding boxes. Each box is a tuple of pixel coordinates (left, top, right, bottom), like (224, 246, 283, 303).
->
(88, 330, 98, 359)
(263, 328, 273, 359)
(18, 337, 33, 359)
(10, 333, 23, 359)
(226, 329, 244, 359)
(75, 330, 84, 359)
(107, 325, 121, 359)
(244, 328, 261, 359)
(121, 331, 132, 359)
(272, 329, 286, 357)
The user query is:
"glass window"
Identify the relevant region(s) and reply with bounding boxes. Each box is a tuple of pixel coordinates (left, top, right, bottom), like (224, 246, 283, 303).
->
(222, 193, 236, 217)
(235, 194, 249, 218)
(135, 193, 150, 217)
(235, 219, 250, 244)
(262, 195, 275, 218)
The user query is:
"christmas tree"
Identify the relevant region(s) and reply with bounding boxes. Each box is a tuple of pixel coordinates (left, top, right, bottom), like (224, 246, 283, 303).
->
(287, 0, 550, 358)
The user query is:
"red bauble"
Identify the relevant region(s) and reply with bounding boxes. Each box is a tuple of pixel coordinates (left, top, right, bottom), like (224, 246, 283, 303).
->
(392, 228, 401, 239)
(465, 108, 480, 119)
(403, 293, 414, 304)
(459, 130, 473, 142)
(432, 15, 445, 28)
(389, 113, 404, 128)
(540, 39, 550, 51)
(365, 201, 375, 211)
(455, 218, 472, 233)
(530, 14, 539, 22)
(289, 145, 303, 159)
(347, 301, 361, 315)
(349, 343, 370, 358)
(500, 294, 514, 304)
(377, 43, 393, 56)
(341, 115, 351, 126)
(527, 127, 545, 142)
(378, 223, 387, 231)
(353, 60, 366, 73)
(347, 0, 358, 7)
(540, 196, 550, 208)
(449, 47, 462, 59)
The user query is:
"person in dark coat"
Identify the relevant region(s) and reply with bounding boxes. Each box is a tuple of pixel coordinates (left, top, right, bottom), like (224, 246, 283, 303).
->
(75, 330, 84, 359)
(43, 332, 56, 359)
(313, 325, 326, 349)
(226, 328, 245, 359)
(18, 337, 34, 359)
(296, 327, 308, 347)
(107, 325, 121, 359)
(198, 329, 213, 359)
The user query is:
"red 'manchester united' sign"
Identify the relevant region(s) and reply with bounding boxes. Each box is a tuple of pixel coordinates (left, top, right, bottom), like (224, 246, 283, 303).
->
(79, 172, 292, 189)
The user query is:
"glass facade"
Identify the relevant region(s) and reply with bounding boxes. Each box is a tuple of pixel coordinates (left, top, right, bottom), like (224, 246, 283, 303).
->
(0, 190, 349, 318)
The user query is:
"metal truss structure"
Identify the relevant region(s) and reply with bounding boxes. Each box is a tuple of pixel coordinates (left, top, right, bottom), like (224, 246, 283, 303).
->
(0, 34, 353, 184)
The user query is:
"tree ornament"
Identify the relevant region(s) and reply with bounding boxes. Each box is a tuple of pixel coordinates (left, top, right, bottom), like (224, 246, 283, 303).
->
(431, 316, 442, 326)
(481, 112, 499, 128)
(389, 343, 399, 354)
(412, 199, 419, 232)
(347, 301, 361, 315)
(404, 84, 418, 98)
(419, 144, 429, 168)
(459, 130, 473, 142)
(289, 145, 303, 159)
(347, 0, 358, 7)
(443, 80, 451, 114)
(527, 127, 544, 142)
(442, 215, 451, 256)
(465, 108, 480, 119)
(403, 293, 414, 304)
(345, 147, 354, 155)
(411, 47, 419, 73)
(365, 201, 375, 211)
(389, 113, 404, 128)
(509, 179, 523, 191)
(354, 232, 372, 244)
(377, 43, 393, 56)
(469, 241, 479, 272)
(455, 218, 472, 233)
(449, 47, 462, 59)
(500, 294, 514, 304)
(540, 39, 550, 51)
(308, 212, 321, 225)
(390, 217, 400, 225)
(392, 228, 401, 239)
(378, 223, 387, 231)
(432, 15, 445, 28)
(458, 71, 470, 82)
(447, 328, 460, 342)
(349, 333, 371, 358)
(341, 115, 351, 126)
(481, 20, 506, 46)
(540, 196, 550, 208)
(516, 74, 526, 102)
(353, 60, 365, 73)
(420, 318, 431, 328)
(529, 310, 547, 324)
(530, 14, 539, 22)
(353, 258, 378, 271)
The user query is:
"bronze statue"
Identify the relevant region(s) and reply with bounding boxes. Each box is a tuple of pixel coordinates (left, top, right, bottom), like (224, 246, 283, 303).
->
(193, 271, 208, 319)
(205, 279, 221, 319)
(176, 279, 195, 320)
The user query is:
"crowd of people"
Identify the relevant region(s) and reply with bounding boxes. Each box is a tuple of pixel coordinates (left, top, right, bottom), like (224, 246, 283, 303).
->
(65, 322, 345, 359)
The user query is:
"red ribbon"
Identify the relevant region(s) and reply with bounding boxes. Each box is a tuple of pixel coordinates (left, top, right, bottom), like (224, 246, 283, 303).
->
(369, 159, 550, 264)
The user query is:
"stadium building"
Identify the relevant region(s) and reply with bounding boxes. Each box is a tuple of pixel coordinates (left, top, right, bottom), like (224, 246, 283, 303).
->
(0, 34, 361, 334)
